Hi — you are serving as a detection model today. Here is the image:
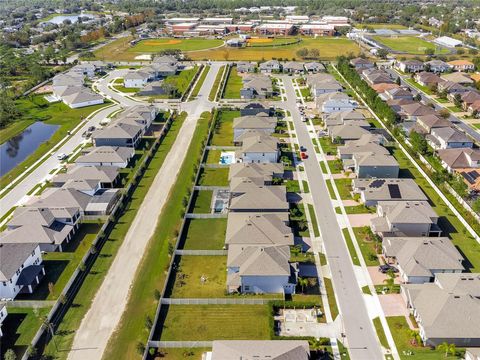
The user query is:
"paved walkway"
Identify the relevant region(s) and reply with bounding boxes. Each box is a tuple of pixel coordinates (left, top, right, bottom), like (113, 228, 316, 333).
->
(67, 64, 222, 360)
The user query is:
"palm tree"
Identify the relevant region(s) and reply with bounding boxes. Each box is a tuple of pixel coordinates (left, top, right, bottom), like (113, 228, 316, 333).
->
(437, 342, 456, 357)
(383, 269, 397, 293)
(298, 277, 309, 293)
(407, 329, 422, 347)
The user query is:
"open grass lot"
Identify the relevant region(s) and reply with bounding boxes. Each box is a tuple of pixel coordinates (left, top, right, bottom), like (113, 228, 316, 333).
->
(0, 307, 51, 359)
(101, 113, 212, 360)
(352, 227, 380, 266)
(223, 66, 243, 99)
(42, 114, 189, 360)
(181, 218, 227, 250)
(189, 37, 360, 61)
(157, 305, 270, 341)
(387, 316, 464, 359)
(210, 109, 239, 146)
(189, 190, 213, 214)
(94, 36, 223, 61)
(390, 146, 480, 272)
(198, 167, 229, 186)
(372, 36, 449, 55)
(356, 23, 408, 30)
(17, 223, 101, 301)
(169, 256, 227, 298)
(0, 95, 108, 190)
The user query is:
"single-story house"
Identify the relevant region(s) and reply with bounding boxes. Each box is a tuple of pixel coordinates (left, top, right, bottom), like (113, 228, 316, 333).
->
(350, 57, 374, 70)
(324, 110, 368, 128)
(304, 62, 325, 73)
(317, 92, 357, 113)
(283, 61, 304, 74)
(52, 165, 119, 188)
(233, 115, 277, 140)
(208, 340, 310, 360)
(352, 152, 399, 179)
(337, 134, 388, 160)
(241, 75, 273, 99)
(399, 103, 437, 121)
(229, 163, 284, 184)
(385, 87, 412, 101)
(441, 72, 474, 85)
(416, 114, 451, 134)
(123, 70, 152, 88)
(236, 61, 256, 73)
(259, 60, 281, 73)
(329, 124, 370, 143)
(75, 146, 134, 168)
(240, 103, 274, 117)
(229, 183, 288, 213)
(235, 132, 279, 163)
(92, 122, 143, 148)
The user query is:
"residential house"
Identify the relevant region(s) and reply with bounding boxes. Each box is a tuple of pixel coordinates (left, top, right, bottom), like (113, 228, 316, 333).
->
(387, 98, 415, 113)
(424, 60, 452, 73)
(427, 127, 473, 150)
(208, 340, 310, 360)
(118, 105, 157, 132)
(441, 72, 474, 86)
(447, 60, 475, 72)
(92, 122, 143, 148)
(241, 75, 273, 99)
(306, 73, 341, 95)
(229, 183, 288, 213)
(236, 61, 256, 73)
(337, 134, 388, 160)
(225, 212, 293, 248)
(70, 63, 96, 78)
(283, 61, 304, 74)
(385, 87, 412, 101)
(396, 60, 424, 73)
(416, 114, 451, 134)
(383, 237, 464, 283)
(229, 163, 284, 184)
(0, 243, 44, 299)
(352, 152, 399, 178)
(61, 87, 104, 109)
(352, 178, 428, 206)
(304, 62, 325, 73)
(329, 124, 370, 143)
(414, 72, 442, 88)
(240, 103, 274, 117)
(438, 148, 480, 172)
(52, 165, 119, 188)
(317, 92, 357, 113)
(372, 83, 400, 95)
(123, 70, 152, 88)
(350, 57, 374, 71)
(437, 80, 468, 95)
(399, 103, 436, 121)
(460, 90, 480, 110)
(259, 60, 281, 73)
(401, 273, 480, 347)
(469, 100, 480, 117)
(363, 69, 394, 85)
(235, 132, 279, 163)
(137, 81, 165, 96)
(324, 110, 368, 128)
(371, 201, 441, 237)
(75, 146, 134, 168)
(233, 115, 277, 140)
(226, 245, 297, 294)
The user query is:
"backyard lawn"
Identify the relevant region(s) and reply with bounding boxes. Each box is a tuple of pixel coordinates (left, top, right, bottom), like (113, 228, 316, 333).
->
(198, 167, 229, 186)
(210, 109, 240, 146)
(0, 307, 51, 360)
(205, 149, 221, 164)
(150, 348, 211, 360)
(189, 190, 213, 214)
(223, 66, 243, 99)
(158, 305, 270, 341)
(169, 256, 227, 298)
(181, 218, 227, 250)
(372, 36, 449, 55)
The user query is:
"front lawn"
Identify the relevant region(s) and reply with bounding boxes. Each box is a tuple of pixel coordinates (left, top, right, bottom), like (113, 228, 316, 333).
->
(327, 159, 343, 174)
(158, 305, 270, 341)
(181, 218, 227, 250)
(352, 227, 381, 266)
(168, 256, 227, 298)
(198, 167, 229, 186)
(223, 66, 243, 99)
(319, 137, 338, 155)
(210, 109, 240, 146)
(334, 178, 353, 200)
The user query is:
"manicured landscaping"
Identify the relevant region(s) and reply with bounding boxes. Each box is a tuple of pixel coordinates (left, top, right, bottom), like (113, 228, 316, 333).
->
(325, 180, 337, 200)
(372, 36, 449, 55)
(334, 178, 353, 200)
(160, 66, 199, 98)
(342, 228, 361, 266)
(190, 65, 210, 99)
(0, 95, 109, 191)
(307, 204, 320, 237)
(336, 205, 376, 214)
(323, 277, 339, 320)
(210, 109, 239, 146)
(112, 78, 138, 93)
(158, 305, 270, 341)
(42, 113, 189, 360)
(352, 227, 381, 266)
(387, 316, 464, 359)
(209, 65, 226, 101)
(285, 179, 301, 193)
(169, 256, 227, 298)
(198, 167, 229, 186)
(0, 307, 51, 359)
(150, 348, 211, 360)
(327, 159, 343, 174)
(205, 149, 221, 164)
(320, 161, 328, 174)
(223, 66, 243, 99)
(181, 218, 227, 250)
(189, 190, 213, 214)
(373, 316, 390, 349)
(319, 137, 338, 155)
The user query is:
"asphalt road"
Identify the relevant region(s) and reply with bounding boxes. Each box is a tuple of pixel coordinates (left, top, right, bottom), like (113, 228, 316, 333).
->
(282, 76, 384, 360)
(384, 67, 480, 143)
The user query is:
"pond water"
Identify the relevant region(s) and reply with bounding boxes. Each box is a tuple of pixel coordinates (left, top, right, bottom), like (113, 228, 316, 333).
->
(44, 13, 95, 25)
(0, 122, 59, 177)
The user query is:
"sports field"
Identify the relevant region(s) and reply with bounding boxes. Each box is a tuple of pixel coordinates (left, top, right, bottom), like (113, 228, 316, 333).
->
(372, 35, 449, 55)
(189, 37, 360, 61)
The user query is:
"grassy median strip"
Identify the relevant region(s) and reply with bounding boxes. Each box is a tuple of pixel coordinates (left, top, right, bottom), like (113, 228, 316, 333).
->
(102, 112, 212, 360)
(323, 277, 339, 320)
(190, 65, 210, 99)
(373, 317, 390, 349)
(342, 228, 361, 266)
(307, 204, 320, 237)
(209, 65, 226, 101)
(41, 114, 187, 359)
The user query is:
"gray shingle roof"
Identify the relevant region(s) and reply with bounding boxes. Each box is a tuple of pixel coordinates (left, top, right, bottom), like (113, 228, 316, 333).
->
(0, 243, 39, 281)
(211, 340, 310, 360)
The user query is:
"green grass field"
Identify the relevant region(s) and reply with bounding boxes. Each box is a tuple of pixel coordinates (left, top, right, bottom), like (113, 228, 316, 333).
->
(352, 227, 380, 266)
(158, 305, 270, 341)
(198, 167, 229, 186)
(181, 218, 227, 250)
(189, 190, 213, 214)
(372, 36, 449, 55)
(373, 317, 390, 349)
(223, 66, 243, 98)
(189, 37, 360, 61)
(170, 256, 227, 298)
(190, 65, 210, 99)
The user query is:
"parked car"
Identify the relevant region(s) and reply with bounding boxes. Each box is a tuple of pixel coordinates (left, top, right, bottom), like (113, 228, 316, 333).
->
(56, 153, 68, 160)
(88, 126, 96, 132)
(300, 152, 308, 160)
(378, 264, 398, 274)
(300, 146, 307, 152)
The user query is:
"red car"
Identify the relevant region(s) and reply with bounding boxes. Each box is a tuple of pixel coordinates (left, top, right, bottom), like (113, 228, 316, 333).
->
(300, 152, 308, 159)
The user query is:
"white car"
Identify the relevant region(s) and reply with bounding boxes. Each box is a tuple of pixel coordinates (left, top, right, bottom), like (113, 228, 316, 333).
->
(56, 153, 68, 160)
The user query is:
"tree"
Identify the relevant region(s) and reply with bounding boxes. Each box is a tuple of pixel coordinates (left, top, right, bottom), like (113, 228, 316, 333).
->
(377, 48, 389, 59)
(4, 349, 16, 360)
(298, 277, 309, 293)
(410, 131, 428, 155)
(309, 48, 320, 59)
(472, 198, 480, 214)
(424, 48, 434, 56)
(383, 269, 397, 293)
(136, 342, 146, 355)
(437, 342, 456, 357)
(408, 329, 422, 346)
(453, 93, 462, 108)
(438, 109, 450, 119)
(296, 47, 309, 59)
